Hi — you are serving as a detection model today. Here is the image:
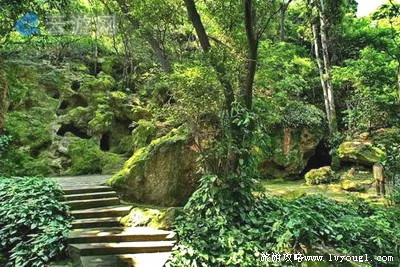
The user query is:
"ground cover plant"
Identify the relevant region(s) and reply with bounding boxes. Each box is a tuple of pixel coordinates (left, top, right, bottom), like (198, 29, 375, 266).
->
(0, 177, 72, 267)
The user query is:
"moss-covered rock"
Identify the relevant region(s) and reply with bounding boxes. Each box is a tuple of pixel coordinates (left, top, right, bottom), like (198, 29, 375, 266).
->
(67, 138, 103, 175)
(131, 106, 152, 122)
(341, 179, 373, 192)
(305, 166, 336, 185)
(258, 128, 324, 179)
(339, 168, 374, 192)
(338, 141, 386, 166)
(108, 127, 199, 206)
(120, 206, 179, 230)
(2, 59, 132, 177)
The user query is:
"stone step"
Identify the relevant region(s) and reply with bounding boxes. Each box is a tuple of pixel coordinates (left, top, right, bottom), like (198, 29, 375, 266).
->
(72, 217, 122, 229)
(69, 241, 176, 258)
(62, 197, 120, 210)
(62, 186, 114, 195)
(69, 227, 175, 244)
(64, 191, 118, 201)
(79, 252, 172, 267)
(71, 205, 132, 219)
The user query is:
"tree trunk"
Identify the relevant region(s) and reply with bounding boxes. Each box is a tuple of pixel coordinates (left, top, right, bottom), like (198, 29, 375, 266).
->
(279, 1, 293, 42)
(183, 0, 211, 52)
(397, 62, 400, 102)
(183, 0, 238, 173)
(0, 48, 8, 131)
(280, 6, 285, 41)
(144, 33, 172, 73)
(244, 0, 258, 111)
(312, 23, 331, 127)
(318, 0, 338, 135)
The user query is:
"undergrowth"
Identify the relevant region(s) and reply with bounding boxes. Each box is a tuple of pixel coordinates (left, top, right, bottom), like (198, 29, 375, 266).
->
(169, 174, 400, 266)
(0, 177, 72, 267)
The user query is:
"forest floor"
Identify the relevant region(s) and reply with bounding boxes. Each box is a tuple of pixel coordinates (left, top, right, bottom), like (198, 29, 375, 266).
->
(262, 179, 388, 205)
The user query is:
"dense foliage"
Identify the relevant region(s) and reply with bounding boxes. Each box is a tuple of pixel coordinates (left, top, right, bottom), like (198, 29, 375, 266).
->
(170, 175, 400, 266)
(0, 178, 71, 266)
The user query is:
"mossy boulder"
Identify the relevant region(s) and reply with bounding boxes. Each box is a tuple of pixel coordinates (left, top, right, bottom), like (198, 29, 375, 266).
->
(339, 168, 374, 192)
(258, 128, 324, 179)
(341, 180, 373, 192)
(305, 166, 336, 185)
(108, 127, 199, 207)
(338, 141, 386, 166)
(120, 206, 179, 230)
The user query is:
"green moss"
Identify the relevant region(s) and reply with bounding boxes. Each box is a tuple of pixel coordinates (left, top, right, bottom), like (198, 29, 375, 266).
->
(5, 108, 55, 151)
(305, 166, 337, 185)
(101, 152, 126, 175)
(108, 146, 148, 187)
(107, 126, 196, 206)
(338, 141, 386, 165)
(120, 206, 179, 230)
(68, 138, 126, 176)
(95, 73, 115, 92)
(132, 120, 157, 150)
(131, 106, 152, 121)
(341, 179, 373, 192)
(67, 138, 103, 175)
(88, 109, 114, 136)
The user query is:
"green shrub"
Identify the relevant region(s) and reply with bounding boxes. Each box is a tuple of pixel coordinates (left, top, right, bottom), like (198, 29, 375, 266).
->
(0, 177, 72, 266)
(169, 175, 400, 266)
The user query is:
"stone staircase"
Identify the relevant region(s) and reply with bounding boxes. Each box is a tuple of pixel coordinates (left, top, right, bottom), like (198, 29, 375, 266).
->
(61, 185, 175, 267)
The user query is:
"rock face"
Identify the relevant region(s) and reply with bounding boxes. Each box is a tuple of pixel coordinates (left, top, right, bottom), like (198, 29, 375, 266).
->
(258, 128, 324, 179)
(305, 166, 336, 185)
(108, 127, 199, 207)
(338, 141, 386, 166)
(1, 60, 131, 177)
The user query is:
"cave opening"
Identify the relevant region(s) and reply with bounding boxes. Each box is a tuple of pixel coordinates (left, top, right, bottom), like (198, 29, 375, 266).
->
(56, 124, 90, 139)
(71, 80, 81, 91)
(301, 141, 332, 176)
(59, 100, 68, 110)
(100, 133, 111, 151)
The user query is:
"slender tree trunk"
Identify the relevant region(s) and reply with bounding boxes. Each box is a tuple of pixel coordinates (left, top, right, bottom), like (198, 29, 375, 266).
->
(397, 62, 400, 101)
(0, 48, 8, 131)
(317, 0, 338, 135)
(244, 0, 258, 111)
(312, 23, 331, 126)
(280, 6, 286, 41)
(279, 1, 292, 42)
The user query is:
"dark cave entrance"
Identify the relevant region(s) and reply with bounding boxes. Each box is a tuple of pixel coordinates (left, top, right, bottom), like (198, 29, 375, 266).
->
(100, 133, 111, 151)
(56, 124, 90, 139)
(301, 141, 332, 176)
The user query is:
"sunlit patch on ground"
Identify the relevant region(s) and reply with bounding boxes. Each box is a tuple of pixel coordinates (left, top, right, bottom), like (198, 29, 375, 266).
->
(261, 179, 389, 205)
